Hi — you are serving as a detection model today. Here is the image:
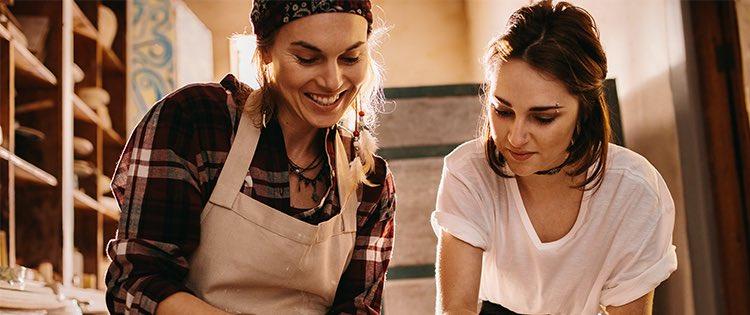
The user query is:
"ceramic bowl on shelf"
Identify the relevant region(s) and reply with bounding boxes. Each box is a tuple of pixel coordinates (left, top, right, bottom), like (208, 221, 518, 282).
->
(15, 122, 44, 165)
(99, 106, 113, 129)
(98, 174, 112, 195)
(15, 122, 45, 141)
(98, 5, 117, 49)
(101, 196, 118, 212)
(78, 87, 113, 129)
(78, 87, 110, 110)
(73, 63, 85, 83)
(74, 160, 95, 178)
(73, 137, 94, 158)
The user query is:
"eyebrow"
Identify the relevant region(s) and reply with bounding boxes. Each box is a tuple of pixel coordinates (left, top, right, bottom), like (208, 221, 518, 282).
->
(493, 95, 561, 112)
(290, 41, 366, 53)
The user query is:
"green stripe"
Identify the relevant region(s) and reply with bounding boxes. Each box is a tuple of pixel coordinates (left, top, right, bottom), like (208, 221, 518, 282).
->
(387, 264, 435, 280)
(377, 144, 461, 160)
(384, 84, 481, 99)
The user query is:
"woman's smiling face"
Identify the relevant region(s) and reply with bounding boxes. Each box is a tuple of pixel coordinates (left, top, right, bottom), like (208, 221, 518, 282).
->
(265, 12, 369, 129)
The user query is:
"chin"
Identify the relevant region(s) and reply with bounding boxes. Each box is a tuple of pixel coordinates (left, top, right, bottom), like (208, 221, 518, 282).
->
(306, 116, 341, 129)
(507, 166, 536, 177)
(301, 106, 349, 128)
(300, 95, 353, 128)
(504, 159, 545, 177)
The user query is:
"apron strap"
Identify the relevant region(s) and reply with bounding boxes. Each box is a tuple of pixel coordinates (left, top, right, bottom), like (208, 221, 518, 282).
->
(209, 108, 261, 209)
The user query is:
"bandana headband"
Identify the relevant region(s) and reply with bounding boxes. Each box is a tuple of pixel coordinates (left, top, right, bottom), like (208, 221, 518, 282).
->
(251, 0, 373, 41)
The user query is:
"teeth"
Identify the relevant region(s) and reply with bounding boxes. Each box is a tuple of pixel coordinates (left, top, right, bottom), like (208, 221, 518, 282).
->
(309, 92, 341, 105)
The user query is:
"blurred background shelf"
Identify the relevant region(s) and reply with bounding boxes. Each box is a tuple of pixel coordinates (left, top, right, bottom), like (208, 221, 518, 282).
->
(0, 147, 58, 186)
(0, 2, 128, 313)
(73, 190, 120, 221)
(14, 38, 57, 86)
(72, 2, 97, 40)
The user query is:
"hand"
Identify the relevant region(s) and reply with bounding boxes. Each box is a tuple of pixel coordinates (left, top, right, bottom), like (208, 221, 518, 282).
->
(156, 292, 232, 315)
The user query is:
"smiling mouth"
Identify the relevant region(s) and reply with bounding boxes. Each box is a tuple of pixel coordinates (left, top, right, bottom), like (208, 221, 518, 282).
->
(305, 91, 346, 106)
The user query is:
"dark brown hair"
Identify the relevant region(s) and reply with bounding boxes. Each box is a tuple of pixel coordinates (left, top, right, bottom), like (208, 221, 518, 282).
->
(481, 0, 611, 190)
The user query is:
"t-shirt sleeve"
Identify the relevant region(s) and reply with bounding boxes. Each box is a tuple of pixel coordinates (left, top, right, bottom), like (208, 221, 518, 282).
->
(430, 159, 492, 250)
(599, 175, 678, 307)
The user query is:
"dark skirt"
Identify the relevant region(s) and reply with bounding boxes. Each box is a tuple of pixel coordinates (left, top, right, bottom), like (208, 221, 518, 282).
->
(479, 301, 521, 315)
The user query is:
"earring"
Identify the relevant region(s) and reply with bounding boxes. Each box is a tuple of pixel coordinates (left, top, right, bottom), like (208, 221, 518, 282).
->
(352, 100, 364, 154)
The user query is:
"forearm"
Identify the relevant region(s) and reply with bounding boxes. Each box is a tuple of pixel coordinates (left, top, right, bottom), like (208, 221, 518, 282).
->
(441, 307, 479, 315)
(436, 232, 483, 315)
(603, 291, 653, 315)
(156, 292, 230, 315)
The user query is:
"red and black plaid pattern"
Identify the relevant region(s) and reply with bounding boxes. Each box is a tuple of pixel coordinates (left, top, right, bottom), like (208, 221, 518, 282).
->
(105, 74, 395, 314)
(251, 0, 373, 40)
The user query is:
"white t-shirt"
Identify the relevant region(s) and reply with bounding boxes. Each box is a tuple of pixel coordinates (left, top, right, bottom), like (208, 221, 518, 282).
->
(431, 139, 677, 314)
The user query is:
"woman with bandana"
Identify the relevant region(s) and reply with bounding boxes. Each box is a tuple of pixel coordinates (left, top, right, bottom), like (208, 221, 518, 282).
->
(105, 1, 395, 314)
(432, 1, 677, 314)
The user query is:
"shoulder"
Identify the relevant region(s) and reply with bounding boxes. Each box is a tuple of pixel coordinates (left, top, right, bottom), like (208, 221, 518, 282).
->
(598, 144, 674, 220)
(443, 139, 496, 183)
(604, 144, 667, 196)
(155, 74, 250, 122)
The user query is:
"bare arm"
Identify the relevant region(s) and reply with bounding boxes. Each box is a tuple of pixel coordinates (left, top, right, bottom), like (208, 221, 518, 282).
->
(436, 231, 484, 315)
(603, 291, 653, 315)
(156, 292, 231, 315)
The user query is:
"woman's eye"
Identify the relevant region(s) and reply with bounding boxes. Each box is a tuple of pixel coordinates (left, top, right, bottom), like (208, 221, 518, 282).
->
(493, 107, 514, 118)
(535, 116, 556, 125)
(340, 56, 360, 64)
(295, 56, 317, 65)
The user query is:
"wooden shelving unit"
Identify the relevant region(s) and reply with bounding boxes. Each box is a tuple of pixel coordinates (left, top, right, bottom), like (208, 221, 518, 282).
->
(74, 189, 119, 221)
(14, 41, 57, 86)
(0, 0, 127, 311)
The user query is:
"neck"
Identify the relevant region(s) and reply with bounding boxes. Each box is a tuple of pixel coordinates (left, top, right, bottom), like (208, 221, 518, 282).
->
(276, 103, 323, 163)
(516, 167, 584, 194)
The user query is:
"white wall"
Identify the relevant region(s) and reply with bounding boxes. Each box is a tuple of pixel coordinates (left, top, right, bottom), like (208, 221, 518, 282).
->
(371, 0, 475, 87)
(174, 0, 214, 87)
(182, 0, 252, 81)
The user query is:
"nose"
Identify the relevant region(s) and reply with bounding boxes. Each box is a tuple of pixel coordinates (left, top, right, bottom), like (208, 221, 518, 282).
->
(316, 60, 344, 92)
(507, 118, 529, 148)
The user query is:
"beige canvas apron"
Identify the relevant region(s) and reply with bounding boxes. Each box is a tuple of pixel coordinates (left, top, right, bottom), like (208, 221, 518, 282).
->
(185, 107, 360, 315)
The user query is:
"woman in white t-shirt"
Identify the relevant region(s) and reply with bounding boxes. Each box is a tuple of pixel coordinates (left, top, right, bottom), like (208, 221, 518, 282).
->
(431, 1, 678, 314)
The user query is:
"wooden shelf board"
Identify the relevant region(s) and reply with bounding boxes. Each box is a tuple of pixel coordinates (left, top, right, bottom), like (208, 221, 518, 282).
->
(73, 190, 120, 221)
(14, 41, 57, 86)
(0, 147, 58, 186)
(104, 127, 124, 145)
(16, 99, 55, 114)
(73, 94, 101, 125)
(0, 22, 11, 41)
(74, 95, 123, 144)
(73, 2, 99, 40)
(103, 47, 124, 72)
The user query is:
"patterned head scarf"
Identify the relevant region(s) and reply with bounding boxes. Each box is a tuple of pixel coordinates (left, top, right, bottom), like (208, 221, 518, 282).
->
(251, 0, 373, 41)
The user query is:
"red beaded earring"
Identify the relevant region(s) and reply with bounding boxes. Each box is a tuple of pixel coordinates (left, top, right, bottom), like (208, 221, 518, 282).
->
(353, 107, 364, 154)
